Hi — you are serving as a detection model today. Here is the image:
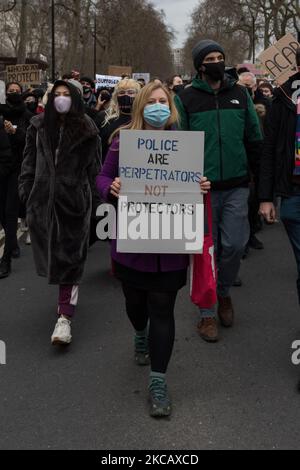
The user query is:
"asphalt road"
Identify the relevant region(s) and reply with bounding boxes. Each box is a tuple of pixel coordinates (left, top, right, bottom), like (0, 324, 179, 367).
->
(0, 222, 300, 450)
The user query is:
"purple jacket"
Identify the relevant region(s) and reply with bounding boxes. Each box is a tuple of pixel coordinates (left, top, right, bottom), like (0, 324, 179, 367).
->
(96, 138, 189, 272)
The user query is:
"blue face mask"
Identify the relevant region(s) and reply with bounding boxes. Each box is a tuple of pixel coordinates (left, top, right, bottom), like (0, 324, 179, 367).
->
(143, 103, 171, 128)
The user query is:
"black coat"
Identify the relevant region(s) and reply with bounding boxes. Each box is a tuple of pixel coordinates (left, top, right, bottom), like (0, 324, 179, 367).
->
(258, 73, 299, 202)
(99, 114, 131, 162)
(0, 103, 32, 174)
(0, 121, 12, 179)
(19, 114, 101, 284)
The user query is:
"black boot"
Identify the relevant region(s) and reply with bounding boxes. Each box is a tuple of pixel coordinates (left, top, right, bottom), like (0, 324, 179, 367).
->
(11, 245, 21, 259)
(249, 234, 264, 250)
(0, 258, 11, 279)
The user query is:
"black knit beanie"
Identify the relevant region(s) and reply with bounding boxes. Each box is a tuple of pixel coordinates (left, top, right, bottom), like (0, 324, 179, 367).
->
(192, 40, 225, 71)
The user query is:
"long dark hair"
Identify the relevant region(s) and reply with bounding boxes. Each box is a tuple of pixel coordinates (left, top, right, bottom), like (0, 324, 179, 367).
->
(44, 80, 88, 154)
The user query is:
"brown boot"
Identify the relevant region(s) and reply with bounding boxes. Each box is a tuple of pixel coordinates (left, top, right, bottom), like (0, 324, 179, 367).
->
(197, 318, 219, 342)
(217, 295, 234, 327)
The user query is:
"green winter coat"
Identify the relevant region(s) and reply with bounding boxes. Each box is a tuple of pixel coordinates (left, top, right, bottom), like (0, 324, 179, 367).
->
(175, 76, 263, 189)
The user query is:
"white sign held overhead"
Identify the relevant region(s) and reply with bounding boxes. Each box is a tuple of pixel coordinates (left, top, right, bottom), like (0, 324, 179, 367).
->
(95, 74, 121, 89)
(132, 73, 151, 84)
(0, 81, 6, 104)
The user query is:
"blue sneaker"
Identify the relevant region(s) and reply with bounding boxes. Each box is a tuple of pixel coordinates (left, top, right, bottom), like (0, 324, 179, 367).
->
(149, 377, 171, 417)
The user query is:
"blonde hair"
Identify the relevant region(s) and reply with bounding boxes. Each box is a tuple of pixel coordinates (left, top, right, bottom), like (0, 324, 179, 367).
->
(42, 83, 54, 107)
(103, 78, 141, 125)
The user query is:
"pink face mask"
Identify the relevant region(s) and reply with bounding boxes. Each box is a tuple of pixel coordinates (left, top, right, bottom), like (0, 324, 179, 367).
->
(54, 96, 72, 114)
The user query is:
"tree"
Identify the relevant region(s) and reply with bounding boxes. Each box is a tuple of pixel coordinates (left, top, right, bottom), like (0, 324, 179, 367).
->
(17, 0, 29, 62)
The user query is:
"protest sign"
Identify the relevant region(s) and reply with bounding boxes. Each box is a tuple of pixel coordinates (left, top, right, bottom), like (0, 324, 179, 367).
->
(6, 64, 41, 86)
(108, 65, 132, 77)
(259, 33, 300, 84)
(132, 73, 151, 84)
(95, 74, 121, 89)
(117, 130, 205, 254)
(0, 81, 6, 104)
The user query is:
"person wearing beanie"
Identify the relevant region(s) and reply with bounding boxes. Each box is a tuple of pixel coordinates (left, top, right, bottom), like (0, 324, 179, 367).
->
(175, 39, 263, 342)
(68, 79, 84, 96)
(80, 76, 97, 109)
(259, 51, 300, 387)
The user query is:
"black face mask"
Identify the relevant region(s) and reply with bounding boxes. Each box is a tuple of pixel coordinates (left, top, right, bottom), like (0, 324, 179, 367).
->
(83, 86, 91, 96)
(117, 95, 134, 114)
(173, 84, 185, 94)
(7, 93, 23, 105)
(202, 62, 225, 82)
(26, 102, 38, 113)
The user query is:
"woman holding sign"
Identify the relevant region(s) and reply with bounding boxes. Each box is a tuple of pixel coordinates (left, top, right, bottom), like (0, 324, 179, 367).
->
(97, 82, 210, 418)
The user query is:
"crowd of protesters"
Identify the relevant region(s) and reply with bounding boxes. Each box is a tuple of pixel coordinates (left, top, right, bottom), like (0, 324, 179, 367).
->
(0, 42, 300, 418)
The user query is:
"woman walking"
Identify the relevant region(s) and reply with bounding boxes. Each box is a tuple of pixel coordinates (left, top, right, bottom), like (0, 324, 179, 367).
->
(19, 80, 101, 345)
(97, 82, 210, 417)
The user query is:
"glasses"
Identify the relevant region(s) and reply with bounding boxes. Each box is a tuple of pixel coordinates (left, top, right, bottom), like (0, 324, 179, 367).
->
(117, 89, 137, 96)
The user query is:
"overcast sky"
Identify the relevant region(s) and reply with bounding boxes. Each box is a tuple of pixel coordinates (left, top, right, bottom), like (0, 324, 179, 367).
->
(151, 0, 200, 48)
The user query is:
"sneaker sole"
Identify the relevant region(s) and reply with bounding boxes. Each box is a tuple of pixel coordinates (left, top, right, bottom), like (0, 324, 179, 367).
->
(150, 408, 172, 418)
(149, 401, 172, 418)
(198, 333, 219, 343)
(51, 337, 72, 345)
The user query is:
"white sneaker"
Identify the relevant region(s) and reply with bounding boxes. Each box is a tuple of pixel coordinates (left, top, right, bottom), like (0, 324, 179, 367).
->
(25, 233, 31, 245)
(51, 316, 72, 345)
(20, 219, 28, 232)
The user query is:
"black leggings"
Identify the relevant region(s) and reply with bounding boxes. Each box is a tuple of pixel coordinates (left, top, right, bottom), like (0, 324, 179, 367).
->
(122, 283, 178, 374)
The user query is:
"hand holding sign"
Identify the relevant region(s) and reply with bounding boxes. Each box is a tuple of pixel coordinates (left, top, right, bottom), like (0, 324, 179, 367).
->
(200, 177, 211, 194)
(110, 177, 121, 198)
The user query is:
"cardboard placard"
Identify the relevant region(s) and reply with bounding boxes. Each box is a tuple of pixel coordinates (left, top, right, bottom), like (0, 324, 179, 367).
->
(108, 65, 132, 77)
(6, 64, 41, 86)
(259, 33, 300, 84)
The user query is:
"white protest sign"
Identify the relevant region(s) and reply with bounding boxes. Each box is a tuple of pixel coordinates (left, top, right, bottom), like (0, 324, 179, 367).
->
(132, 73, 151, 84)
(95, 74, 121, 89)
(0, 80, 6, 104)
(117, 130, 205, 254)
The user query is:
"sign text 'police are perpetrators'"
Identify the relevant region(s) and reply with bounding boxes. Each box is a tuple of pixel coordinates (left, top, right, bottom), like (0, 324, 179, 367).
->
(117, 130, 205, 254)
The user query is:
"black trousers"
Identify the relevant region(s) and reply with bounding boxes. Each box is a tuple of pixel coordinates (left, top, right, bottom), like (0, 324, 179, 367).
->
(248, 181, 262, 237)
(122, 283, 178, 374)
(0, 171, 20, 260)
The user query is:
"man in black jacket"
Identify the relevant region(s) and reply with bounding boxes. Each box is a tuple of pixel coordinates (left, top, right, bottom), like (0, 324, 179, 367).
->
(0, 82, 32, 278)
(0, 118, 13, 278)
(259, 50, 300, 314)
